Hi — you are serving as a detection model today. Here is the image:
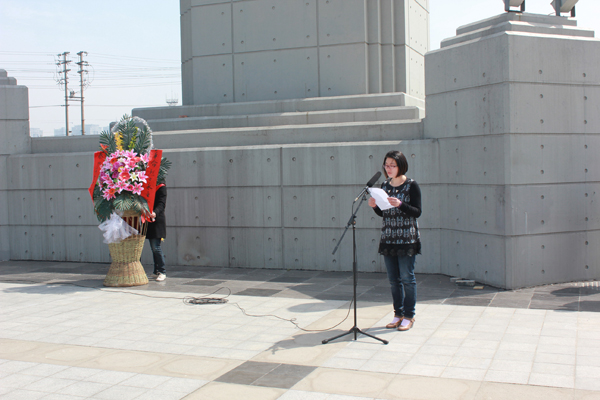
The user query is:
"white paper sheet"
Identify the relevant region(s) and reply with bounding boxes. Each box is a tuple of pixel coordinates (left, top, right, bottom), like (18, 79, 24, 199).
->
(368, 187, 394, 210)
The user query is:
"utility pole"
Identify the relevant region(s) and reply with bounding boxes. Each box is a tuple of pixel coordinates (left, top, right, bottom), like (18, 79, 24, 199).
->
(76, 51, 88, 135)
(56, 52, 71, 136)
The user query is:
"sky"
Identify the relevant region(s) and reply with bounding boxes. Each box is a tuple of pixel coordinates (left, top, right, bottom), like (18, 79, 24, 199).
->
(1, 0, 599, 136)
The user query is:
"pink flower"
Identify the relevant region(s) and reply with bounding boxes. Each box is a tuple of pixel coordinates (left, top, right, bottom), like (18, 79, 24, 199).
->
(136, 171, 147, 183)
(141, 153, 150, 163)
(117, 180, 128, 193)
(132, 183, 143, 195)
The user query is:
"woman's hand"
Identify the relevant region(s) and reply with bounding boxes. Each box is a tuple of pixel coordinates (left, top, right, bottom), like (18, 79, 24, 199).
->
(149, 212, 156, 221)
(368, 197, 377, 208)
(387, 197, 402, 207)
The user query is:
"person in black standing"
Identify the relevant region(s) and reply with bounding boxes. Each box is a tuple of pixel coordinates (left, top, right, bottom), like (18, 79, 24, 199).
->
(368, 151, 422, 331)
(147, 184, 167, 281)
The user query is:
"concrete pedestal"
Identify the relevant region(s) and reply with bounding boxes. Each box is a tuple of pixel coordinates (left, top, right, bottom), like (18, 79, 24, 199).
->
(425, 13, 600, 288)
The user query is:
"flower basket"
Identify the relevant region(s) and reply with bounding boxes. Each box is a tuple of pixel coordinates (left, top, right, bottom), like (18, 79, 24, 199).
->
(103, 210, 148, 287)
(89, 115, 171, 287)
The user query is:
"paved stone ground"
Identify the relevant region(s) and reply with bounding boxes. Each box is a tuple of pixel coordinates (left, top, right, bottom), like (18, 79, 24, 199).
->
(1, 260, 600, 399)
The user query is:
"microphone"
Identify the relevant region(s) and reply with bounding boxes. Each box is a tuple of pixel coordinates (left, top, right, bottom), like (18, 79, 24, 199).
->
(354, 171, 382, 202)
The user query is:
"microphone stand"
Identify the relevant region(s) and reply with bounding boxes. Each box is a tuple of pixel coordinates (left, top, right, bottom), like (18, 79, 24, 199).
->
(323, 192, 388, 345)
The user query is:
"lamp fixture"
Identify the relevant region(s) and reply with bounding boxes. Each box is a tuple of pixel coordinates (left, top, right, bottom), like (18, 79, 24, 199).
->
(504, 0, 525, 12)
(551, 0, 579, 17)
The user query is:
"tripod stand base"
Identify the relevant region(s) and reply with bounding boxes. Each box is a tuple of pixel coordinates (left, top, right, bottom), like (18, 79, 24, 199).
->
(322, 326, 388, 345)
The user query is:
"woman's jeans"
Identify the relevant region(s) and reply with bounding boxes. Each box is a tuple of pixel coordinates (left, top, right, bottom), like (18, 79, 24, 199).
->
(148, 238, 166, 274)
(383, 254, 417, 319)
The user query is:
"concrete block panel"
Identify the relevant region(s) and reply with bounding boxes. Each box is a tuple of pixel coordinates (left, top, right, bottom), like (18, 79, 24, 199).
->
(381, 44, 394, 92)
(506, 183, 600, 236)
(180, 7, 192, 62)
(0, 120, 31, 155)
(508, 83, 595, 134)
(191, 55, 234, 104)
(65, 226, 109, 263)
(233, 0, 317, 53)
(181, 61, 193, 105)
(379, 0, 393, 44)
(366, 0, 380, 44)
(282, 186, 382, 229)
(168, 187, 229, 227)
(420, 184, 440, 229)
(392, 0, 407, 46)
(0, 156, 7, 189)
(417, 228, 440, 274)
(174, 227, 228, 266)
(507, 134, 587, 185)
(507, 231, 592, 288)
(425, 35, 509, 96)
(394, 44, 407, 93)
(191, 3, 232, 56)
(407, 0, 428, 56)
(319, 44, 368, 96)
(508, 34, 600, 85)
(367, 44, 382, 93)
(0, 85, 29, 120)
(438, 136, 506, 185)
(165, 147, 281, 188)
(281, 140, 437, 187)
(7, 152, 97, 190)
(228, 187, 282, 227)
(440, 184, 507, 235)
(0, 225, 9, 261)
(439, 230, 507, 287)
(234, 48, 318, 102)
(406, 47, 424, 98)
(229, 227, 282, 269)
(283, 227, 381, 272)
(424, 84, 509, 139)
(318, 0, 367, 46)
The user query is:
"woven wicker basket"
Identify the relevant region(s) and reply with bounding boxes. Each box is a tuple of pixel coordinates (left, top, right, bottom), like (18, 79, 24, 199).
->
(104, 211, 149, 287)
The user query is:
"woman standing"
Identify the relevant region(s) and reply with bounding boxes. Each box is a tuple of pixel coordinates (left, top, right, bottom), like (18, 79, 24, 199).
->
(146, 184, 167, 281)
(368, 151, 422, 331)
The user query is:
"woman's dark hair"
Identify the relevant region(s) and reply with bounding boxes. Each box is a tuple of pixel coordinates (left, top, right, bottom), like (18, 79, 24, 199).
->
(382, 150, 408, 178)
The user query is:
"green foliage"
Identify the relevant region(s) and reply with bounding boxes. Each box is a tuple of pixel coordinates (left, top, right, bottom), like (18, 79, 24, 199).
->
(99, 130, 116, 155)
(133, 126, 152, 155)
(156, 157, 172, 185)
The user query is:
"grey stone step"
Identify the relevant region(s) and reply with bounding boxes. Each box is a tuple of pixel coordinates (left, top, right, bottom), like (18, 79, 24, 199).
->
(30, 119, 424, 154)
(132, 92, 424, 121)
(144, 106, 422, 132)
(441, 14, 593, 48)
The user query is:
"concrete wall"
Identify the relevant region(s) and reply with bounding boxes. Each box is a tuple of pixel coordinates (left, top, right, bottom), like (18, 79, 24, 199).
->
(6, 140, 440, 275)
(180, 0, 429, 105)
(424, 13, 600, 288)
(0, 69, 31, 261)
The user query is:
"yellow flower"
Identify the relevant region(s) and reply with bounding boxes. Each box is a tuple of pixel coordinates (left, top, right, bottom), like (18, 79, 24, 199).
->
(115, 132, 123, 150)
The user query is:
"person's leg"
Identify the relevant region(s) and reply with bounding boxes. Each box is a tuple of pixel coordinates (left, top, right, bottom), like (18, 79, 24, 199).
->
(383, 254, 405, 319)
(148, 238, 166, 275)
(397, 254, 416, 330)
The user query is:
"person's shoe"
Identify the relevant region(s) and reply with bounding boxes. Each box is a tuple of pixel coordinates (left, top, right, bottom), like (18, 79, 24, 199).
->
(386, 316, 403, 329)
(156, 273, 166, 282)
(398, 317, 414, 331)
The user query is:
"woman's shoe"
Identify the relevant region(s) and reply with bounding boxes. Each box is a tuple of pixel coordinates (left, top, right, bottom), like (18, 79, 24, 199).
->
(386, 316, 403, 329)
(398, 317, 414, 331)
